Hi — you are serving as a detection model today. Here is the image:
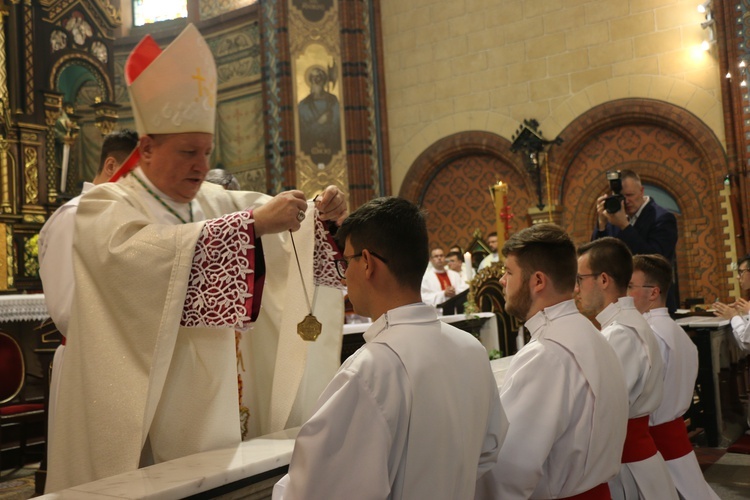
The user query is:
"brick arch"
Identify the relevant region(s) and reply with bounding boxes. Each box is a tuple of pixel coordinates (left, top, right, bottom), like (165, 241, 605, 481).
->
(399, 131, 532, 251)
(550, 98, 730, 304)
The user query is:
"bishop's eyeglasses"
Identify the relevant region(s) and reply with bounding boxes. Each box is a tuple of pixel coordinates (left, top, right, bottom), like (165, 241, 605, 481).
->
(335, 251, 389, 279)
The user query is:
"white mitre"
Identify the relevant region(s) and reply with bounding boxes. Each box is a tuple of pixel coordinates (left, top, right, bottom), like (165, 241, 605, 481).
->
(127, 23, 217, 136)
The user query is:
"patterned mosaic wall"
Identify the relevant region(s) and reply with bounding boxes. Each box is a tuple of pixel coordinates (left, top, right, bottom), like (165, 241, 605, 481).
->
(403, 98, 729, 307)
(420, 155, 533, 253)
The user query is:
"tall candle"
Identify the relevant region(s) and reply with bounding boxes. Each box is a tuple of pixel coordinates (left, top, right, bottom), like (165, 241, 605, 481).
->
(464, 252, 474, 282)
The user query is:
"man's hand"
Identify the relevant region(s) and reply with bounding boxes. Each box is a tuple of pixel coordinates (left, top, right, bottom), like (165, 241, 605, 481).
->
(444, 285, 456, 298)
(595, 194, 629, 230)
(252, 190, 308, 235)
(315, 185, 348, 225)
(713, 301, 740, 320)
(737, 298, 750, 314)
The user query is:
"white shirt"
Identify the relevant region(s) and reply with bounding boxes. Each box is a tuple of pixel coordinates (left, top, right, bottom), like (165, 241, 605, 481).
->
(596, 297, 676, 500)
(476, 300, 628, 499)
(643, 308, 698, 425)
(274, 303, 507, 500)
(597, 297, 664, 418)
(420, 268, 468, 306)
(729, 315, 750, 352)
(644, 310, 720, 500)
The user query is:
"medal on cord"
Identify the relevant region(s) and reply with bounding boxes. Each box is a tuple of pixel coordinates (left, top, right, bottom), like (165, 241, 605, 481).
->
(290, 228, 322, 341)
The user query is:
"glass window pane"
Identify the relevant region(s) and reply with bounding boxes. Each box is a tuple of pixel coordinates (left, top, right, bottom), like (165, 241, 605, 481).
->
(133, 0, 188, 26)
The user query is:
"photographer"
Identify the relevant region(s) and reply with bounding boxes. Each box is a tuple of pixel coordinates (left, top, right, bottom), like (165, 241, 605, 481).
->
(592, 169, 678, 311)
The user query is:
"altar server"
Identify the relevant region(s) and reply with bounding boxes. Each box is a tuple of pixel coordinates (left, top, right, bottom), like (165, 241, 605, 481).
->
(576, 238, 677, 499)
(274, 197, 507, 500)
(629, 254, 720, 499)
(476, 223, 628, 499)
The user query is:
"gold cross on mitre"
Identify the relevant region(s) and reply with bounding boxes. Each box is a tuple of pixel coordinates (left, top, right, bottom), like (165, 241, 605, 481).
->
(191, 67, 215, 107)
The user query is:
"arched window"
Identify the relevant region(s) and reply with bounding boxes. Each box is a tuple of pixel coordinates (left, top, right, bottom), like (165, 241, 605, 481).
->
(644, 184, 681, 214)
(133, 0, 188, 27)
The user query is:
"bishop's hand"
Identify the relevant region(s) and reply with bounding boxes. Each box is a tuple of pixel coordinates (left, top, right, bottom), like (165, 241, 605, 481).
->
(315, 185, 348, 225)
(253, 190, 308, 235)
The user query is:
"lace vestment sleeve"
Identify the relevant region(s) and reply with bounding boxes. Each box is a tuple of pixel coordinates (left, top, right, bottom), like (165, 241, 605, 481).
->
(181, 210, 256, 330)
(314, 216, 345, 290)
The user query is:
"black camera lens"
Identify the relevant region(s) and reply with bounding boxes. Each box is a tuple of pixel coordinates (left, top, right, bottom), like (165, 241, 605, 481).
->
(604, 194, 624, 214)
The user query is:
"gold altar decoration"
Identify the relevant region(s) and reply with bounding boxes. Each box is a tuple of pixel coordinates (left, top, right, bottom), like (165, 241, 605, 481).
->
(92, 100, 119, 136)
(0, 223, 8, 291)
(23, 146, 38, 205)
(489, 181, 513, 251)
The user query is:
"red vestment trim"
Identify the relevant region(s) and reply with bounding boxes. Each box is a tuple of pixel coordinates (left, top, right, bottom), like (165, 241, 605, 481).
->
(110, 34, 162, 182)
(649, 417, 693, 461)
(621, 415, 658, 463)
(559, 482, 611, 500)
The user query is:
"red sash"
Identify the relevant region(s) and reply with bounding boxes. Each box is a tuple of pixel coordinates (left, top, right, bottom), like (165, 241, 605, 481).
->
(621, 416, 658, 463)
(435, 271, 451, 290)
(560, 483, 611, 500)
(649, 417, 693, 461)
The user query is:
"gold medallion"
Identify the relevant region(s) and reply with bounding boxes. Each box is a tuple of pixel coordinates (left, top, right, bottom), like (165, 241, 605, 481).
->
(297, 314, 322, 341)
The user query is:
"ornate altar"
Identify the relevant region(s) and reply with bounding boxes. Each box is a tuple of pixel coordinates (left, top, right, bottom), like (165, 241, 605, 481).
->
(0, 0, 121, 293)
(467, 262, 524, 357)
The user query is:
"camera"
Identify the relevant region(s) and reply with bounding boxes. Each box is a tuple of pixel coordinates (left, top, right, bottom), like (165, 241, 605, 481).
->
(604, 170, 625, 214)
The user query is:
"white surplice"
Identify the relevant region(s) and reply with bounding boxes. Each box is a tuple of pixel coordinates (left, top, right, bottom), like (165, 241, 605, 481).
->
(273, 303, 507, 500)
(46, 170, 343, 492)
(645, 308, 720, 500)
(420, 268, 468, 306)
(476, 300, 629, 499)
(597, 298, 677, 500)
(38, 182, 95, 446)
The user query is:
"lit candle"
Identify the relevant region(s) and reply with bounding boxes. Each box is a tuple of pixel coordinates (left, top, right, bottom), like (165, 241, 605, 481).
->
(464, 252, 474, 282)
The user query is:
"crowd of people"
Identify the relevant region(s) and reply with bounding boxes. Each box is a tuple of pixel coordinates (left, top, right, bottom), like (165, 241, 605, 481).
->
(36, 22, 748, 500)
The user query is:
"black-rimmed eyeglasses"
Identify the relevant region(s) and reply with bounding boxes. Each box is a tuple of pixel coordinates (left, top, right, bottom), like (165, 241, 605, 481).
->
(575, 273, 600, 286)
(334, 251, 389, 279)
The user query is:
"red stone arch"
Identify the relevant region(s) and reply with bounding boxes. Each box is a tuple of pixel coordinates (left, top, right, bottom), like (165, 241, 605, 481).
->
(548, 98, 730, 304)
(399, 131, 532, 251)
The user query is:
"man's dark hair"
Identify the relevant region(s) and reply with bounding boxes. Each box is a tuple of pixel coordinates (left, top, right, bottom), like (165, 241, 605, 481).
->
(98, 129, 138, 174)
(738, 254, 750, 271)
(336, 197, 428, 291)
(487, 231, 497, 239)
(501, 223, 576, 293)
(632, 254, 672, 296)
(446, 251, 462, 261)
(577, 237, 633, 292)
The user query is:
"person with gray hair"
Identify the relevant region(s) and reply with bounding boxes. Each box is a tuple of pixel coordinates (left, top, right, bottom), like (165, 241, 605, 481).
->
(205, 168, 240, 190)
(592, 169, 679, 311)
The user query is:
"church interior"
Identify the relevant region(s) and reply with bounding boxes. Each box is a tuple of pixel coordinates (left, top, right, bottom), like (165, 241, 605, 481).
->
(1, 0, 750, 498)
